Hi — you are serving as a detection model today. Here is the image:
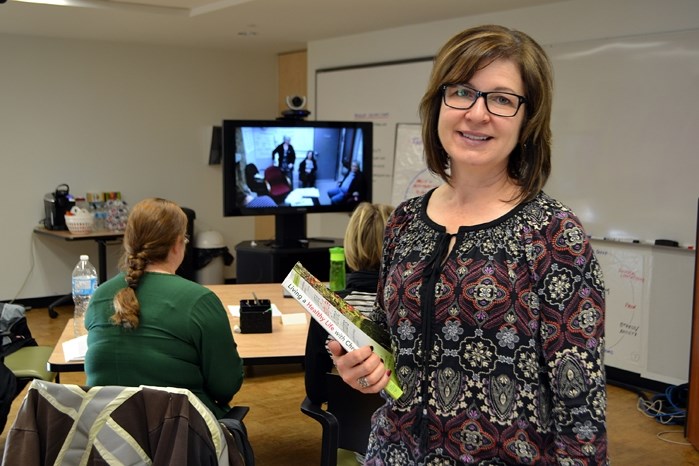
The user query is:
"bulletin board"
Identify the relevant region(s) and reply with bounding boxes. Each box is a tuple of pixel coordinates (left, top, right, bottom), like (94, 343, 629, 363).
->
(593, 244, 650, 373)
(390, 123, 442, 205)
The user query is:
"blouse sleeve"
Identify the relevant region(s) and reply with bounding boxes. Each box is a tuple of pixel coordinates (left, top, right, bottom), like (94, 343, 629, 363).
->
(535, 211, 608, 464)
(190, 292, 244, 408)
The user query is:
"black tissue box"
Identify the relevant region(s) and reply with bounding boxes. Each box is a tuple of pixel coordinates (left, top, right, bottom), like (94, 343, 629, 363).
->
(239, 299, 272, 334)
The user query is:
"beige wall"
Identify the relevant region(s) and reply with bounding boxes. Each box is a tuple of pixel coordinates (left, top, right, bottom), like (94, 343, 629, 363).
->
(277, 50, 308, 115)
(0, 35, 278, 299)
(254, 49, 308, 239)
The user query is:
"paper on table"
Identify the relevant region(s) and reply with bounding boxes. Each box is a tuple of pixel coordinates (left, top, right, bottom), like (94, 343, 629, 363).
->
(280, 313, 308, 325)
(63, 334, 88, 362)
(227, 303, 282, 317)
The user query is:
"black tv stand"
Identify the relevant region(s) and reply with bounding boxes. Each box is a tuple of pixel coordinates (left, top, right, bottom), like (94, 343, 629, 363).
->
(235, 238, 342, 284)
(262, 237, 334, 249)
(305, 237, 337, 244)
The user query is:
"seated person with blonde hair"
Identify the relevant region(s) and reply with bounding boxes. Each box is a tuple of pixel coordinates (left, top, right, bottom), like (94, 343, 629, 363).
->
(85, 198, 244, 419)
(304, 202, 394, 405)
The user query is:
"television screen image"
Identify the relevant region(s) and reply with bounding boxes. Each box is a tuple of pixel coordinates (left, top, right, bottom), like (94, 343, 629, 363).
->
(222, 119, 373, 247)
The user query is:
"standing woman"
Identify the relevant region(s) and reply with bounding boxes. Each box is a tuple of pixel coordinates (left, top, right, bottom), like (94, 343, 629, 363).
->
(329, 25, 608, 465)
(85, 198, 244, 419)
(272, 135, 296, 188)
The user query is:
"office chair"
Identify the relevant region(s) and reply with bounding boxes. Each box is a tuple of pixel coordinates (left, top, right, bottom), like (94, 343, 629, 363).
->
(2, 380, 253, 466)
(4, 345, 56, 384)
(263, 165, 292, 203)
(300, 372, 384, 466)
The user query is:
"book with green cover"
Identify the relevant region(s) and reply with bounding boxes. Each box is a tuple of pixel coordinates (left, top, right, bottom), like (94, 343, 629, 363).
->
(282, 262, 403, 400)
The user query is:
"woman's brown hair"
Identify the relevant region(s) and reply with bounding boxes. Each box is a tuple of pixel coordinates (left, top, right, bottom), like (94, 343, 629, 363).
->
(344, 202, 394, 272)
(111, 198, 187, 329)
(419, 24, 553, 202)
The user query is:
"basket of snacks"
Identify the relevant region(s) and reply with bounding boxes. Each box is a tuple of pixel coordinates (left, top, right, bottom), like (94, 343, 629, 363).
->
(65, 207, 94, 235)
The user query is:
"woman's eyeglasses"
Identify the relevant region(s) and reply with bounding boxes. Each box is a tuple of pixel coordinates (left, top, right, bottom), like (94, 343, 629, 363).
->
(442, 84, 526, 117)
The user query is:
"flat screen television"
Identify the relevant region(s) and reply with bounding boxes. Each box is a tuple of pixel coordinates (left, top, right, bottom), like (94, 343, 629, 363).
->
(222, 119, 373, 248)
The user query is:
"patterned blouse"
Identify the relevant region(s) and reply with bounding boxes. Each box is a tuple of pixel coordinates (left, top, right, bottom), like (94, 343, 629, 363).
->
(365, 190, 608, 465)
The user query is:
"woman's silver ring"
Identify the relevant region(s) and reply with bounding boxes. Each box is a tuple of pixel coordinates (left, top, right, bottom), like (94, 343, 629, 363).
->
(357, 376, 370, 389)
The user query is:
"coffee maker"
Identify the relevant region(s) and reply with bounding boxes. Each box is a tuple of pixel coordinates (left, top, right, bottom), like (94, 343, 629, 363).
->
(43, 183, 74, 230)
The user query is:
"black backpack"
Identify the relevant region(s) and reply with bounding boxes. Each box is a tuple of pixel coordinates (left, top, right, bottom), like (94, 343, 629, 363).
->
(219, 417, 255, 466)
(1, 303, 37, 358)
(0, 303, 37, 433)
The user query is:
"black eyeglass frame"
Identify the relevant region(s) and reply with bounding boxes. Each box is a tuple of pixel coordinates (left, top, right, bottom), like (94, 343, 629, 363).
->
(441, 84, 527, 117)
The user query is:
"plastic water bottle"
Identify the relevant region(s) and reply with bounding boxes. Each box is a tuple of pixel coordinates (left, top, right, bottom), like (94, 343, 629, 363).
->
(329, 247, 346, 292)
(72, 254, 98, 337)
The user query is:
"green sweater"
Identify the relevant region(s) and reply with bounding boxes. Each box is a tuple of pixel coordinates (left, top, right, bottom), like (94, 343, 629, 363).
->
(85, 272, 244, 418)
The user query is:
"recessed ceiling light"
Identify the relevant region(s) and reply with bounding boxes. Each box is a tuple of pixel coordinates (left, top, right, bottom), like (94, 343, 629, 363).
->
(12, 0, 188, 14)
(11, 0, 258, 17)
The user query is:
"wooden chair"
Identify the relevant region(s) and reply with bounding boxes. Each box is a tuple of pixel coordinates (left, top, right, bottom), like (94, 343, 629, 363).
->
(300, 373, 384, 466)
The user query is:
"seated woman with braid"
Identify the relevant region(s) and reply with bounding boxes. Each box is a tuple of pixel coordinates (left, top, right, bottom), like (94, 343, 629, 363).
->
(85, 197, 244, 419)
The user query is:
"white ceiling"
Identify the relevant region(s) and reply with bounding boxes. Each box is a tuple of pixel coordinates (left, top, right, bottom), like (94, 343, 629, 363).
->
(0, 0, 567, 54)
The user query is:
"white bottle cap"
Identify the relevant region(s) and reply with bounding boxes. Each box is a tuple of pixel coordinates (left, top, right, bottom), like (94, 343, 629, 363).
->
(80, 254, 89, 261)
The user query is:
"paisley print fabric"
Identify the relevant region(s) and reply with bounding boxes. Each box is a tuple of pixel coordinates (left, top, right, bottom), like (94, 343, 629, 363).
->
(365, 190, 608, 465)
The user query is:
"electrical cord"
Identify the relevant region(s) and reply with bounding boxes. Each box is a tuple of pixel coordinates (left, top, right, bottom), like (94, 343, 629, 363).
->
(636, 383, 688, 426)
(9, 232, 37, 305)
(611, 379, 691, 447)
(656, 430, 691, 446)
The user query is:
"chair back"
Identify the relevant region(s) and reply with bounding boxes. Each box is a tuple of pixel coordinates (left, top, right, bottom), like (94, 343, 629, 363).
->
(301, 372, 385, 465)
(245, 164, 268, 196)
(326, 373, 383, 455)
(2, 380, 247, 466)
(263, 166, 292, 201)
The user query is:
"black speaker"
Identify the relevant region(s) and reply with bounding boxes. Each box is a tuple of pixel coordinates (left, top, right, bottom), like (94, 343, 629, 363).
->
(208, 126, 222, 165)
(176, 207, 196, 281)
(235, 241, 334, 284)
(236, 248, 277, 283)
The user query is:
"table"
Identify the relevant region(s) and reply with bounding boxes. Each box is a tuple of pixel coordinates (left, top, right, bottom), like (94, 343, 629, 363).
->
(47, 283, 309, 374)
(33, 226, 124, 317)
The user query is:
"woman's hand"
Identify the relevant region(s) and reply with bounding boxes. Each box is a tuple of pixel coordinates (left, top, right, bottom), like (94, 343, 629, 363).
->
(327, 340, 391, 394)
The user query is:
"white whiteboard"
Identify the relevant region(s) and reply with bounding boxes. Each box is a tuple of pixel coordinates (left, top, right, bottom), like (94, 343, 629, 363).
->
(545, 29, 699, 247)
(314, 29, 699, 384)
(316, 29, 699, 246)
(316, 59, 432, 205)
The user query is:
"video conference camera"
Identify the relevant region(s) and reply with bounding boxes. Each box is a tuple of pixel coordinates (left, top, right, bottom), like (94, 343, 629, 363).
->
(286, 95, 306, 110)
(280, 95, 311, 120)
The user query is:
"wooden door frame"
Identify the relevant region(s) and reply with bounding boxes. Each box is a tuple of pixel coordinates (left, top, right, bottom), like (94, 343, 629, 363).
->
(687, 199, 699, 450)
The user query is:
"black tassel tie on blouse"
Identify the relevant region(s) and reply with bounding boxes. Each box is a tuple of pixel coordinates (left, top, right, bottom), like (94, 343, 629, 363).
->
(410, 231, 455, 454)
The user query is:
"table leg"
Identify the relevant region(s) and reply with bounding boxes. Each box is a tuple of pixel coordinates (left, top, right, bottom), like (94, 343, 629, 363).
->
(96, 239, 108, 284)
(48, 239, 109, 318)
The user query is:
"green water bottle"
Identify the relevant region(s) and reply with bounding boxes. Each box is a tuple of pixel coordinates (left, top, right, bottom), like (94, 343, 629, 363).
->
(329, 247, 346, 292)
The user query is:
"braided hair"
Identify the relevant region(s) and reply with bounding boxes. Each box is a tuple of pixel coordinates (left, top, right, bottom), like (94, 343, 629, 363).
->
(111, 198, 187, 329)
